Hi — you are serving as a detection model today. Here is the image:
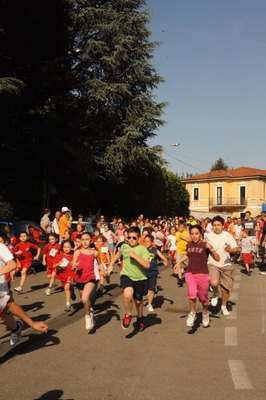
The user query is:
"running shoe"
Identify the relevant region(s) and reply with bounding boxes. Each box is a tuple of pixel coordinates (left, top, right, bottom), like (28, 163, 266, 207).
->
(10, 319, 23, 346)
(121, 314, 132, 329)
(70, 286, 76, 301)
(29, 267, 36, 275)
(45, 287, 52, 296)
(221, 307, 230, 316)
(14, 286, 23, 293)
(65, 304, 72, 312)
(210, 293, 219, 307)
(202, 312, 210, 328)
(186, 312, 197, 327)
(98, 285, 105, 293)
(106, 275, 111, 284)
(85, 313, 94, 330)
(136, 318, 144, 332)
(146, 304, 154, 312)
(260, 271, 266, 275)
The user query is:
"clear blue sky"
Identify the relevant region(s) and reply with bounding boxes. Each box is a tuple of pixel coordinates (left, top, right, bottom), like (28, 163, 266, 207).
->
(145, 0, 266, 176)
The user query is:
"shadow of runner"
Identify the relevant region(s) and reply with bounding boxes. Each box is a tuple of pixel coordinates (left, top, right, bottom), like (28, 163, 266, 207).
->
(33, 389, 73, 400)
(0, 329, 60, 364)
(88, 308, 120, 335)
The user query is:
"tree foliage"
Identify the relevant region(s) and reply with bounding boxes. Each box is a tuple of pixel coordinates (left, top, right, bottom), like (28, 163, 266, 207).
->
(210, 157, 229, 171)
(0, 0, 174, 219)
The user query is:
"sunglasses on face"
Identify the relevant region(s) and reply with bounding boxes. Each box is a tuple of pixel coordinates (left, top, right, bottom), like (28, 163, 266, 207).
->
(128, 236, 137, 240)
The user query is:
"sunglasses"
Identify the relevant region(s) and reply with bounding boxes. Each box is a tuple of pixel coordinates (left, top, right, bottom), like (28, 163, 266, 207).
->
(128, 236, 137, 240)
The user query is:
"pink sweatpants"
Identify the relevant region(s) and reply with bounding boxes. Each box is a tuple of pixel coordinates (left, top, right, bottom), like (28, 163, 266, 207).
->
(185, 272, 210, 306)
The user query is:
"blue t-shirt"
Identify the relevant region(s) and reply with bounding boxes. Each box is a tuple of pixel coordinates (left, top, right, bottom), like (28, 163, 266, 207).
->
(145, 247, 158, 277)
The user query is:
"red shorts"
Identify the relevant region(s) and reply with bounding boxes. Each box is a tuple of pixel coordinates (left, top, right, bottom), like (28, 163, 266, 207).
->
(18, 261, 32, 270)
(46, 267, 56, 276)
(169, 250, 177, 262)
(59, 275, 74, 288)
(242, 253, 253, 265)
(0, 308, 7, 317)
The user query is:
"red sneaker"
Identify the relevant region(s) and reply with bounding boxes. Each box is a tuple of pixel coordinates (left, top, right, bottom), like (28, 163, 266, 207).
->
(122, 314, 132, 329)
(136, 319, 144, 332)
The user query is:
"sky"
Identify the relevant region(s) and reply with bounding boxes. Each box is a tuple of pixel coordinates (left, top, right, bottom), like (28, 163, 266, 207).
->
(145, 0, 266, 176)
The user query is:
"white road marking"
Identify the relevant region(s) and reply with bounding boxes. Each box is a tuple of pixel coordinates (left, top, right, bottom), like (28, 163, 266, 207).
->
(228, 360, 253, 390)
(225, 327, 238, 346)
(234, 275, 241, 281)
(227, 307, 237, 320)
(230, 292, 239, 301)
(261, 280, 266, 334)
(233, 283, 240, 289)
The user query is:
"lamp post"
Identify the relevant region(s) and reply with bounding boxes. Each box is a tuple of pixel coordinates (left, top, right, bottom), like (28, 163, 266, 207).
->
(160, 142, 180, 160)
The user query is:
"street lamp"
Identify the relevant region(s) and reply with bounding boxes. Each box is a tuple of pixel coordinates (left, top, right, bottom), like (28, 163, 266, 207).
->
(160, 142, 180, 160)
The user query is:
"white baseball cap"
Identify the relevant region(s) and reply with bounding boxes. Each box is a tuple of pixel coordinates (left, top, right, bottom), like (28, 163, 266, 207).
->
(61, 206, 71, 213)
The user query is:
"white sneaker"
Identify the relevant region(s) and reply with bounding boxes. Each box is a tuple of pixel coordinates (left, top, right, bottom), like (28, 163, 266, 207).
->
(210, 293, 219, 307)
(14, 286, 23, 293)
(221, 307, 230, 316)
(10, 319, 23, 345)
(45, 287, 51, 296)
(202, 312, 210, 328)
(186, 312, 197, 327)
(260, 271, 266, 275)
(147, 304, 154, 312)
(85, 313, 94, 331)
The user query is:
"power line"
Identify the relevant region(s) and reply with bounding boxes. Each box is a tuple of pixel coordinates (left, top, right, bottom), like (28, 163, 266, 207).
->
(164, 150, 207, 173)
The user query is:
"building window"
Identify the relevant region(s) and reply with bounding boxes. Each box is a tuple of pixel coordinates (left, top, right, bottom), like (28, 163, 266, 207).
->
(194, 188, 199, 200)
(240, 186, 246, 205)
(217, 187, 222, 205)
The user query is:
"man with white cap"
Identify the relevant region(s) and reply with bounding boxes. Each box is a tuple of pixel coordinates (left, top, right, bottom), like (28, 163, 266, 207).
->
(59, 207, 72, 239)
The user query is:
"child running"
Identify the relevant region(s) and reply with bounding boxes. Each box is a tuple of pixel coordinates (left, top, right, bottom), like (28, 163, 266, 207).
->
(71, 232, 105, 331)
(241, 229, 254, 276)
(12, 231, 41, 293)
(42, 233, 61, 295)
(52, 240, 76, 311)
(174, 225, 220, 328)
(0, 238, 48, 346)
(144, 234, 168, 312)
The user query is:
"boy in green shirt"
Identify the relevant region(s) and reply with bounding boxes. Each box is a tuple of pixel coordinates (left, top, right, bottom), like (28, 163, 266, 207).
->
(108, 227, 150, 331)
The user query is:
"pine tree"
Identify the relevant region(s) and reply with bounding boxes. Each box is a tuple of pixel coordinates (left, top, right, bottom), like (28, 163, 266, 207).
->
(70, 0, 167, 179)
(210, 157, 229, 171)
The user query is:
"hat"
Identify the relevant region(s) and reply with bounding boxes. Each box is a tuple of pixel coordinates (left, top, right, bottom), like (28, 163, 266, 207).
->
(61, 206, 71, 213)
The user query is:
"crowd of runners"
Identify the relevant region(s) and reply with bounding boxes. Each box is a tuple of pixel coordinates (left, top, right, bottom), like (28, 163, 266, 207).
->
(1, 207, 266, 346)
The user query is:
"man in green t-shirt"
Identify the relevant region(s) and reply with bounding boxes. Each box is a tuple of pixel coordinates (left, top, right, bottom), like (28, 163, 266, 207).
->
(108, 227, 150, 332)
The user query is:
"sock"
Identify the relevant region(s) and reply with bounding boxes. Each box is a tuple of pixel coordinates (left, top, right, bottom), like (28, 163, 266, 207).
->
(12, 323, 20, 333)
(221, 305, 227, 310)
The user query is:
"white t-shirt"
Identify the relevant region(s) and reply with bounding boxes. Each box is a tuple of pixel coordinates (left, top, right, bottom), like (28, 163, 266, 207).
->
(167, 234, 177, 251)
(233, 224, 242, 240)
(0, 243, 13, 296)
(205, 231, 237, 268)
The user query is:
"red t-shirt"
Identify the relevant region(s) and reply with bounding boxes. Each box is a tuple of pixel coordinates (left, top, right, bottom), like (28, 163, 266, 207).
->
(75, 251, 96, 283)
(13, 241, 39, 266)
(53, 253, 74, 280)
(185, 241, 210, 275)
(42, 243, 61, 269)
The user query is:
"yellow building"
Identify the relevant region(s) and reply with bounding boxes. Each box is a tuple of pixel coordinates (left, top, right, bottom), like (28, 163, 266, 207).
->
(182, 166, 266, 219)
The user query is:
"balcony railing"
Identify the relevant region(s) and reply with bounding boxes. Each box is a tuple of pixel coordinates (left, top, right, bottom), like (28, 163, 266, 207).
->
(209, 198, 247, 207)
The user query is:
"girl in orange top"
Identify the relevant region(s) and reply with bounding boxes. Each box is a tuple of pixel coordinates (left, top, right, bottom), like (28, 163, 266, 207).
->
(95, 235, 112, 292)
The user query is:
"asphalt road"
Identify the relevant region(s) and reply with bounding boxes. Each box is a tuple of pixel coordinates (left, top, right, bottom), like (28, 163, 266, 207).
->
(1, 259, 266, 400)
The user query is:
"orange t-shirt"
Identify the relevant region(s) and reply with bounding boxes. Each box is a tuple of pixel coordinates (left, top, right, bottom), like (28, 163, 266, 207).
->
(59, 215, 71, 239)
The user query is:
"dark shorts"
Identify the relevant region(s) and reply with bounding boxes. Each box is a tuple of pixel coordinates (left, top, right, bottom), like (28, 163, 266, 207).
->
(120, 275, 147, 300)
(76, 280, 97, 291)
(147, 274, 157, 292)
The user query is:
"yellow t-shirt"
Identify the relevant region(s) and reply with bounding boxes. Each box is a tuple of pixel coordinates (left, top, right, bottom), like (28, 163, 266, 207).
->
(175, 231, 189, 254)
